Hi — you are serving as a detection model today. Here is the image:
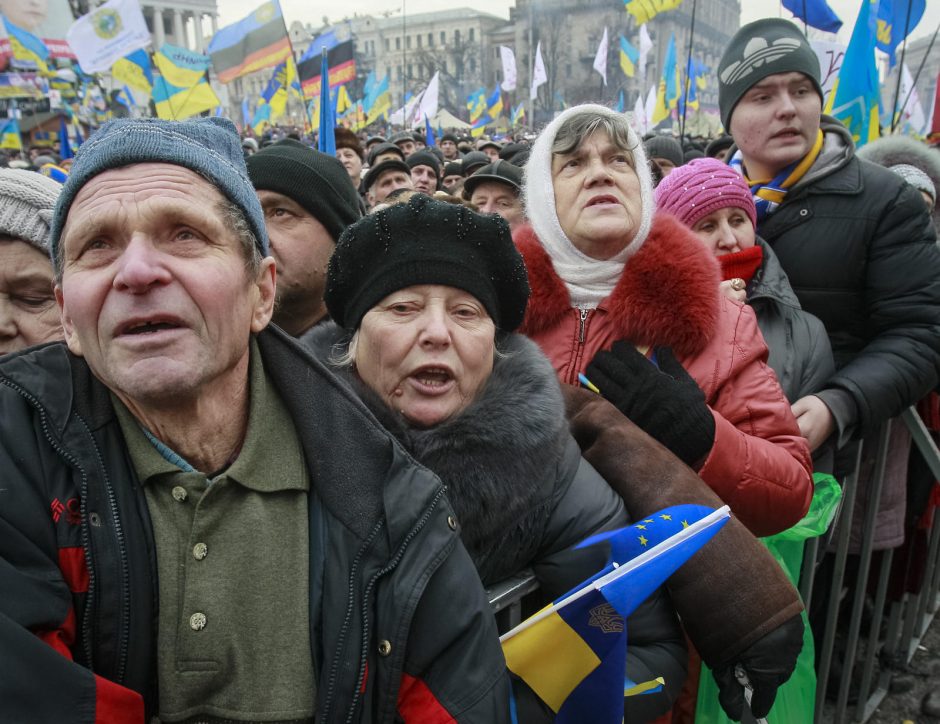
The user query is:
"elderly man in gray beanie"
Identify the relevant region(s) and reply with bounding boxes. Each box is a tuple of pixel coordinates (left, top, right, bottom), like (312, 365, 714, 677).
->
(0, 117, 509, 723)
(0, 168, 63, 354)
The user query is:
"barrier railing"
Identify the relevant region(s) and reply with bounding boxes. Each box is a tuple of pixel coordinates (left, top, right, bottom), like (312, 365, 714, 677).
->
(486, 405, 940, 723)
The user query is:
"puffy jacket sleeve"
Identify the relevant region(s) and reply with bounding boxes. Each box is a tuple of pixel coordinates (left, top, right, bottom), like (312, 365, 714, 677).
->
(824, 181, 940, 441)
(0, 389, 144, 723)
(694, 303, 814, 537)
(529, 437, 688, 722)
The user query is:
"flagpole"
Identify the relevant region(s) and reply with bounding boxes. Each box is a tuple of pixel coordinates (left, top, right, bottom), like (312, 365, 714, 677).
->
(678, 0, 698, 143)
(890, 0, 915, 133)
(898, 19, 940, 130)
(801, 0, 808, 35)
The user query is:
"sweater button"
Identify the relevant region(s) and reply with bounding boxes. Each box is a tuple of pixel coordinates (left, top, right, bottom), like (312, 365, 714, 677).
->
(189, 612, 207, 631)
(447, 515, 458, 531)
(799, 208, 809, 217)
(172, 486, 188, 502)
(193, 542, 208, 561)
(378, 639, 392, 657)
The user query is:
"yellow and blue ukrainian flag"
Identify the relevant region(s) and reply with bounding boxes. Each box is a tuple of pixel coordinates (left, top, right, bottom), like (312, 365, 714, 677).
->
(826, 0, 880, 147)
(3, 16, 49, 74)
(619, 34, 639, 78)
(503, 504, 730, 723)
(0, 118, 22, 150)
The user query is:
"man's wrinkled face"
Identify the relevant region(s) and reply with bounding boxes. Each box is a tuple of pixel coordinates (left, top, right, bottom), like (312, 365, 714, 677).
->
(368, 170, 414, 206)
(469, 181, 524, 231)
(56, 163, 275, 409)
(410, 164, 438, 194)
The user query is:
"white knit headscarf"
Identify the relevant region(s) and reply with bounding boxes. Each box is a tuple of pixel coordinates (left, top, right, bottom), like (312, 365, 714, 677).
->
(523, 104, 655, 308)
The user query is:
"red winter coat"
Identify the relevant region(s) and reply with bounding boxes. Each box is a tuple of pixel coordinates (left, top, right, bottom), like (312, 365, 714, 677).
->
(515, 214, 813, 537)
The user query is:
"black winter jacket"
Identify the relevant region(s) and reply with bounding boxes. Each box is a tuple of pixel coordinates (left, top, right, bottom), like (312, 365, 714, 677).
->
(753, 118, 940, 443)
(0, 327, 510, 723)
(305, 326, 688, 723)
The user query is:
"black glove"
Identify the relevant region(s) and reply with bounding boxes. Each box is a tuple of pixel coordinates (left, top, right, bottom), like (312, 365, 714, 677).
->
(585, 343, 715, 467)
(712, 614, 805, 721)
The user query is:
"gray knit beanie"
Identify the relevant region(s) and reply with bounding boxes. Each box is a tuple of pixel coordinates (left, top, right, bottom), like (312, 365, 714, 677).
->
(0, 169, 61, 254)
(50, 117, 268, 263)
(717, 18, 823, 131)
(890, 164, 936, 204)
(644, 136, 684, 168)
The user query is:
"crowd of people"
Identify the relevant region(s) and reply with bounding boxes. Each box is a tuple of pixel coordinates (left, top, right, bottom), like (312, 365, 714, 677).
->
(1, 17, 939, 724)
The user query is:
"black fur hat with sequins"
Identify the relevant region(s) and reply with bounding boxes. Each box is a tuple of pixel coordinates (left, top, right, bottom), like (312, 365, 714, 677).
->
(324, 194, 529, 331)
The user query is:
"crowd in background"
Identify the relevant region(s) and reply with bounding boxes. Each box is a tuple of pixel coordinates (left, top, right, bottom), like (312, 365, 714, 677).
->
(2, 16, 940, 724)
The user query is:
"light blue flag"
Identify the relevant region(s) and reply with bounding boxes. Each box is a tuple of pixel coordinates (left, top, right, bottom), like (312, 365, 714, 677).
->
(317, 50, 335, 154)
(827, 0, 880, 147)
(616, 90, 624, 114)
(782, 0, 842, 32)
(876, 0, 926, 65)
(664, 33, 679, 109)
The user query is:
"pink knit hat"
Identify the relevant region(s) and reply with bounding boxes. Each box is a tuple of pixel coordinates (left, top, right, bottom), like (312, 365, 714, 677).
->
(654, 157, 757, 230)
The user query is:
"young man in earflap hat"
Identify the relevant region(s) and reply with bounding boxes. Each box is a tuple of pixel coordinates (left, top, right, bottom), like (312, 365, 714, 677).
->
(720, 19, 940, 542)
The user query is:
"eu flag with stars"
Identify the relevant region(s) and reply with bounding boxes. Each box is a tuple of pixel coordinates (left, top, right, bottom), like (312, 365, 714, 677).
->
(503, 504, 729, 723)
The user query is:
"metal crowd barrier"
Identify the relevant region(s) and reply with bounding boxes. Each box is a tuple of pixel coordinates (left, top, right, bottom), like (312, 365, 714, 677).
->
(484, 405, 940, 723)
(816, 406, 940, 724)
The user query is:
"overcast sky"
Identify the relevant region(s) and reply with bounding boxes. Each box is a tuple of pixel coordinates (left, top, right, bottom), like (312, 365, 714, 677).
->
(218, 0, 939, 45)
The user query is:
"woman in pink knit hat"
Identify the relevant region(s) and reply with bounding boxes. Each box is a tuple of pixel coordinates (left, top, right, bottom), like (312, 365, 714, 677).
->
(656, 158, 834, 408)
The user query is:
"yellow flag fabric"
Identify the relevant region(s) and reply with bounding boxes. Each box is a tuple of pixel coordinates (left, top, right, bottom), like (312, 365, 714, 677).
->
(154, 49, 207, 88)
(153, 77, 221, 120)
(502, 607, 601, 713)
(625, 0, 685, 26)
(652, 79, 670, 124)
(112, 57, 153, 93)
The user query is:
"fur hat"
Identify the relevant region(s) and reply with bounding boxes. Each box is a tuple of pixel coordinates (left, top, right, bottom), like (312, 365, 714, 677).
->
(0, 168, 62, 254)
(247, 139, 361, 242)
(51, 117, 268, 261)
(334, 127, 364, 160)
(654, 157, 757, 230)
(857, 135, 940, 227)
(325, 194, 529, 331)
(718, 18, 823, 131)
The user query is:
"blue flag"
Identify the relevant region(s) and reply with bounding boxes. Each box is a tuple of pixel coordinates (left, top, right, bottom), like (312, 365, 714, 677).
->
(782, 0, 842, 32)
(504, 505, 729, 722)
(317, 50, 335, 154)
(616, 90, 625, 114)
(58, 116, 73, 160)
(826, 0, 880, 147)
(875, 0, 926, 65)
(424, 115, 436, 147)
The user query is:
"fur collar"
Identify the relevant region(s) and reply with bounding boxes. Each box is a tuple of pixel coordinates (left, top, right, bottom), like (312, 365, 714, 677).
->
(515, 212, 722, 356)
(303, 324, 571, 584)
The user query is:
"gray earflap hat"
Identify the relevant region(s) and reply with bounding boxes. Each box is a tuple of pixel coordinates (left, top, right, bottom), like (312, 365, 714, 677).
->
(717, 18, 823, 131)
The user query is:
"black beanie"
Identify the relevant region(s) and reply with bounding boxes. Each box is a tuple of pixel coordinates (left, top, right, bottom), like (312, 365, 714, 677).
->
(718, 18, 823, 131)
(247, 139, 361, 242)
(325, 194, 529, 332)
(406, 149, 441, 177)
(644, 136, 684, 168)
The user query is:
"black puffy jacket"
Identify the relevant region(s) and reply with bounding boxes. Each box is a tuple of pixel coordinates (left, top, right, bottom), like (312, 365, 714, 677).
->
(0, 327, 510, 723)
(754, 118, 940, 443)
